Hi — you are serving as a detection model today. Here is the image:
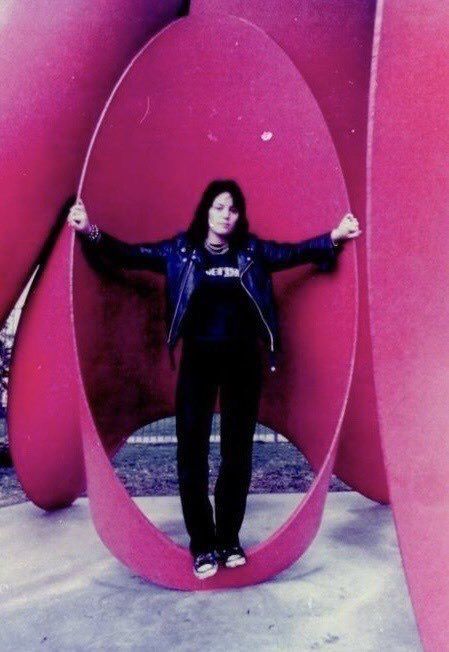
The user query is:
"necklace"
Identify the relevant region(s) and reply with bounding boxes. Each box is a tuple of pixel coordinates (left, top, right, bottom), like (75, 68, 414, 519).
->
(204, 239, 229, 255)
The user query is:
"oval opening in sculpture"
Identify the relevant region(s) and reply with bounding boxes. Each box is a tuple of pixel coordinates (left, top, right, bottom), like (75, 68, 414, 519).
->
(71, 14, 357, 589)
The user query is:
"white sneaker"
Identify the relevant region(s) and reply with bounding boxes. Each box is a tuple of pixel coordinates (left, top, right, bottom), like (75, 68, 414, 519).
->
(218, 544, 247, 568)
(193, 551, 219, 580)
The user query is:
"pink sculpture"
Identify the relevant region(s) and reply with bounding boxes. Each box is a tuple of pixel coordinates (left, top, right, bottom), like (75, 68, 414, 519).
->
(72, 14, 356, 589)
(4, 0, 183, 509)
(4, 0, 446, 645)
(190, 0, 388, 505)
(10, 12, 356, 588)
(0, 0, 183, 327)
(367, 1, 449, 649)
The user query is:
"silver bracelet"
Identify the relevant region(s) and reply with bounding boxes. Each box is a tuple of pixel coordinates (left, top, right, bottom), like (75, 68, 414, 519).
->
(87, 223, 101, 243)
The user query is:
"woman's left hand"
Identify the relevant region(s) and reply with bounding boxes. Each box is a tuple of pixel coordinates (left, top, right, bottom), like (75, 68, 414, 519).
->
(331, 212, 362, 244)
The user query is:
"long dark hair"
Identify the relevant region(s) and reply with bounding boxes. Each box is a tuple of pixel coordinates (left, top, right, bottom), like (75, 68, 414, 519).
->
(186, 179, 249, 248)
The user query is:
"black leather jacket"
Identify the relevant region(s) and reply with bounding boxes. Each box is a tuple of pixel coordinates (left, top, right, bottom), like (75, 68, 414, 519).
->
(80, 227, 343, 371)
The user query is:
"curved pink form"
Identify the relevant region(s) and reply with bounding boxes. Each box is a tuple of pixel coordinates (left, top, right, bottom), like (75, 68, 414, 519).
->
(70, 15, 357, 589)
(190, 0, 388, 503)
(6, 1, 183, 508)
(367, 2, 449, 648)
(77, 370, 354, 590)
(0, 0, 183, 327)
(7, 228, 84, 509)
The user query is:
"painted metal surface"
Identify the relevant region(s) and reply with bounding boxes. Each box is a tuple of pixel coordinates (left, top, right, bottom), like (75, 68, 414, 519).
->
(6, 0, 183, 508)
(190, 0, 388, 503)
(367, 1, 449, 649)
(0, 0, 183, 327)
(6, 6, 361, 590)
(71, 14, 357, 589)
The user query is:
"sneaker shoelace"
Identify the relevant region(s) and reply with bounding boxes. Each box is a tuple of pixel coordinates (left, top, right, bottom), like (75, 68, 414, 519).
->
(195, 552, 217, 570)
(221, 545, 245, 560)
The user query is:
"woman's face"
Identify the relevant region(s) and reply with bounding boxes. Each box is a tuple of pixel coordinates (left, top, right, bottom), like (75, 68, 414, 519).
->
(208, 191, 239, 238)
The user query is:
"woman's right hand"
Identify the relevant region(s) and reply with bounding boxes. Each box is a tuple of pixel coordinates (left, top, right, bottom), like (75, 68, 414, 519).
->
(67, 199, 91, 234)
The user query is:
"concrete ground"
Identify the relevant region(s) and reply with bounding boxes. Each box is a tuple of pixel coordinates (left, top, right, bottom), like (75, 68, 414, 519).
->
(0, 492, 421, 651)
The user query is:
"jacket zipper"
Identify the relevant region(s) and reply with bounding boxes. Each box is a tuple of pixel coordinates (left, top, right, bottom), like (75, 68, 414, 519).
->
(240, 260, 275, 356)
(168, 255, 277, 371)
(167, 257, 194, 345)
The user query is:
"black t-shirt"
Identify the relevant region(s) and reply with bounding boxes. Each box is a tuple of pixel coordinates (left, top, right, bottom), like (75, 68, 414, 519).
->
(181, 247, 262, 342)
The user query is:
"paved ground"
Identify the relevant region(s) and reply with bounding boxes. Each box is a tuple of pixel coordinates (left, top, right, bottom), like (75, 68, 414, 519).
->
(0, 492, 421, 651)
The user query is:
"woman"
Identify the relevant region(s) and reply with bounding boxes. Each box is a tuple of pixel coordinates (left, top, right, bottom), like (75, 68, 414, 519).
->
(67, 179, 361, 580)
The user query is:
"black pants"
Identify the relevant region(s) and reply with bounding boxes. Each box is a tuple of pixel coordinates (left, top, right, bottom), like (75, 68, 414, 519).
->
(175, 338, 263, 555)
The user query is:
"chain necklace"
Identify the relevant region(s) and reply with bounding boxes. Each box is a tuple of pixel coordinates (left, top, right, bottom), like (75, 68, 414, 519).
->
(204, 239, 229, 255)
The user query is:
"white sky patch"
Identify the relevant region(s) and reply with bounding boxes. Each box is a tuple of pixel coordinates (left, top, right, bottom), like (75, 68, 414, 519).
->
(0, 1, 14, 28)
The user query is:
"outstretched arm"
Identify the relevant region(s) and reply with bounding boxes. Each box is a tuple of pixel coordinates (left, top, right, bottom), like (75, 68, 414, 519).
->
(258, 231, 342, 273)
(258, 212, 361, 273)
(67, 200, 169, 273)
(79, 225, 170, 273)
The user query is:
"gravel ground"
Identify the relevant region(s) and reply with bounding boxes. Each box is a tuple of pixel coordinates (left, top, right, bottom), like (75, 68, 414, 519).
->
(0, 440, 349, 508)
